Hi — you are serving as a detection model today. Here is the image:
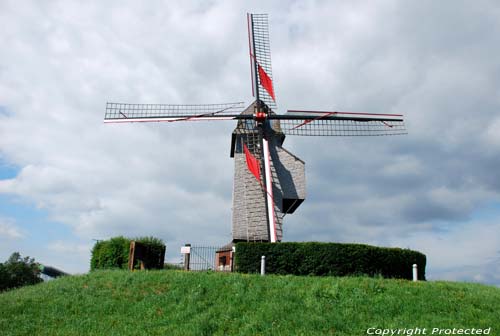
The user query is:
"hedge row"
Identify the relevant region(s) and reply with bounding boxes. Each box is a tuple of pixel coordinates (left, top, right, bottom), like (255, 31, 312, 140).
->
(234, 242, 426, 280)
(90, 236, 165, 271)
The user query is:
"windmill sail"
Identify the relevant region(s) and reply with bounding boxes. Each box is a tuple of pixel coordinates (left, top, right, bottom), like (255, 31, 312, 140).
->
(104, 102, 246, 123)
(270, 110, 407, 136)
(248, 13, 276, 109)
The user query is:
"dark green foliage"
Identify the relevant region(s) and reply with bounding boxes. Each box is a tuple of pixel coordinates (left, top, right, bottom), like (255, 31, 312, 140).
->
(133, 236, 166, 270)
(164, 263, 183, 270)
(0, 252, 42, 292)
(90, 236, 165, 270)
(235, 242, 426, 280)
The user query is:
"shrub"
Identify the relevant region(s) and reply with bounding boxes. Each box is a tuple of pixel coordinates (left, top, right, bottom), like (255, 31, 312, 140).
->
(164, 263, 183, 270)
(234, 242, 426, 280)
(90, 236, 165, 271)
(90, 236, 130, 270)
(0, 252, 42, 291)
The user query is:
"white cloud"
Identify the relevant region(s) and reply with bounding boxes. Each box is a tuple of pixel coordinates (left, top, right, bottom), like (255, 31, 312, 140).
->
(482, 117, 500, 148)
(47, 240, 92, 255)
(395, 219, 500, 285)
(0, 218, 24, 240)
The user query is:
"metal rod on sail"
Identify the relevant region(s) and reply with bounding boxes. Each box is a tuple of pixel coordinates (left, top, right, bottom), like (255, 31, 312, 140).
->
(249, 14, 260, 103)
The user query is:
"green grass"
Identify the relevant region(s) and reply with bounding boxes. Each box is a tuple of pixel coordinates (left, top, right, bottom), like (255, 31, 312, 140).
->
(0, 270, 499, 335)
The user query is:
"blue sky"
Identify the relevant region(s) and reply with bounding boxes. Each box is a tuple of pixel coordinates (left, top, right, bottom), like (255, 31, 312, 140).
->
(1, 1, 500, 285)
(0, 162, 89, 272)
(0, 161, 18, 180)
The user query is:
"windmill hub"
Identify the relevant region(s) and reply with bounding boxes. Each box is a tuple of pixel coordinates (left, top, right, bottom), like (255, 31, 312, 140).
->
(254, 110, 267, 123)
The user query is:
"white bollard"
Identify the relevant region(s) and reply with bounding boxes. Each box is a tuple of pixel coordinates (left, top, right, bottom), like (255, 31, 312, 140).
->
(412, 264, 418, 281)
(261, 256, 266, 276)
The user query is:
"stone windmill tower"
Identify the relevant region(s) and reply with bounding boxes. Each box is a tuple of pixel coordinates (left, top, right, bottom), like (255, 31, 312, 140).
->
(230, 101, 305, 242)
(104, 13, 406, 245)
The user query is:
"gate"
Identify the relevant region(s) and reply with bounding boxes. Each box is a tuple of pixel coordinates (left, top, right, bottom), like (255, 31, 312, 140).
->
(182, 245, 221, 271)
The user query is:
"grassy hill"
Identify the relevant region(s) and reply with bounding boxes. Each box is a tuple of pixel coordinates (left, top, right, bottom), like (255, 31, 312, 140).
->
(0, 270, 498, 335)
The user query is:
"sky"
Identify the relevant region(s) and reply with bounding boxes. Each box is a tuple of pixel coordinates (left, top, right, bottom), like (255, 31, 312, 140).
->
(1, 0, 499, 285)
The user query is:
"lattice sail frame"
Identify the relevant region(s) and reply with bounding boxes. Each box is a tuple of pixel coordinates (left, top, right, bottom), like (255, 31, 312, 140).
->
(270, 111, 406, 136)
(248, 13, 276, 109)
(104, 102, 246, 123)
(104, 13, 406, 136)
(277, 118, 406, 136)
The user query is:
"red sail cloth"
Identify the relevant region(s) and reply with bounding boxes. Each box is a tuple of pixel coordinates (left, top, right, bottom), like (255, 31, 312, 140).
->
(258, 64, 276, 101)
(243, 144, 261, 181)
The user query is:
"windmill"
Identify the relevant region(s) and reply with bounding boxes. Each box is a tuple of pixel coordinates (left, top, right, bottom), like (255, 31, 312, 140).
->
(104, 13, 406, 244)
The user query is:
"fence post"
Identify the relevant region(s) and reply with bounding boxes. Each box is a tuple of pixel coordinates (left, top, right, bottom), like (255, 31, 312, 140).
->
(261, 255, 266, 276)
(183, 244, 191, 271)
(412, 264, 418, 281)
(128, 241, 136, 271)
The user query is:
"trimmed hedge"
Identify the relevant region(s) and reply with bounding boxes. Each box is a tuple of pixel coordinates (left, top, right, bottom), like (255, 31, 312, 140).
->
(234, 242, 426, 280)
(90, 236, 165, 271)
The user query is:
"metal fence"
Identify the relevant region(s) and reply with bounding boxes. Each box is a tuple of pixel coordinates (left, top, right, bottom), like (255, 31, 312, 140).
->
(183, 245, 222, 271)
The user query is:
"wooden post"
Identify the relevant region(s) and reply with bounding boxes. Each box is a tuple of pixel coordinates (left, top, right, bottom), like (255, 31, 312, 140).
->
(159, 245, 166, 269)
(128, 241, 136, 271)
